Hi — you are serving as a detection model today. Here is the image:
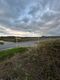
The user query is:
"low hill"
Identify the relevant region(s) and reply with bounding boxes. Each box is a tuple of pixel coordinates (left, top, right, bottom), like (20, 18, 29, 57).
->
(0, 36, 39, 42)
(0, 39, 60, 80)
(0, 36, 60, 42)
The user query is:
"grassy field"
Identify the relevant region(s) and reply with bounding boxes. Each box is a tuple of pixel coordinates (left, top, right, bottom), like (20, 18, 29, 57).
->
(0, 47, 28, 61)
(0, 39, 60, 80)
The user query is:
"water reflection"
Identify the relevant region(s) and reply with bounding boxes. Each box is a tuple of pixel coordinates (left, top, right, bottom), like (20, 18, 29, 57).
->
(0, 41, 37, 50)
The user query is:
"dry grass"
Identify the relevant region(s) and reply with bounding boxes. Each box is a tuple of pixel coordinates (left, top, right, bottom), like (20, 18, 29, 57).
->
(0, 39, 60, 80)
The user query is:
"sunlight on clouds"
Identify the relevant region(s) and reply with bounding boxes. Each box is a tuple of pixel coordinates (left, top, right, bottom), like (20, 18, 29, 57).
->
(5, 28, 40, 37)
(0, 25, 40, 37)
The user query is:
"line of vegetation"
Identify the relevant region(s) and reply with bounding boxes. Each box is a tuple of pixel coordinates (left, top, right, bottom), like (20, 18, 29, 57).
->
(0, 36, 39, 42)
(0, 36, 60, 42)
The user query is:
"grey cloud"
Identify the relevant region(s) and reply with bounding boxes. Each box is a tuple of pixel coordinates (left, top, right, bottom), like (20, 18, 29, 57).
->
(0, 0, 60, 36)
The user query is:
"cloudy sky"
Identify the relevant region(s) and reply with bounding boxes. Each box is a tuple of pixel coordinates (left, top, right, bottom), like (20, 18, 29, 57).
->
(0, 0, 60, 37)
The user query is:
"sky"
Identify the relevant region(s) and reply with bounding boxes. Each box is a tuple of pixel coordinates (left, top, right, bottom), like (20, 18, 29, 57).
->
(0, 0, 60, 37)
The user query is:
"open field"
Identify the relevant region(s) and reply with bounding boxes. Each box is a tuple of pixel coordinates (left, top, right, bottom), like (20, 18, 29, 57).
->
(0, 47, 29, 61)
(0, 38, 60, 80)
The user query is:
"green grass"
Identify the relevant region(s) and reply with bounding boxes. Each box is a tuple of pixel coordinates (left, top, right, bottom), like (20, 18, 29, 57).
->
(0, 47, 28, 60)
